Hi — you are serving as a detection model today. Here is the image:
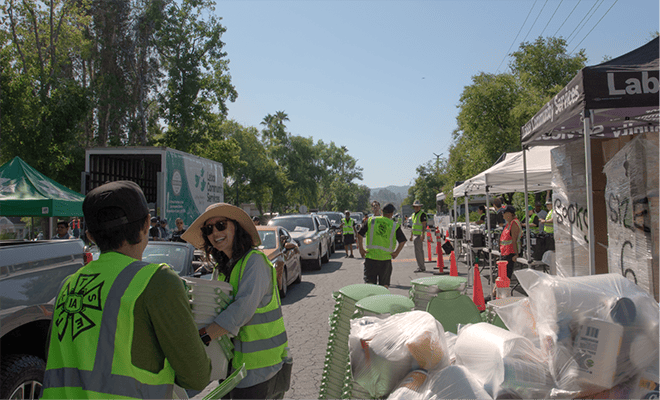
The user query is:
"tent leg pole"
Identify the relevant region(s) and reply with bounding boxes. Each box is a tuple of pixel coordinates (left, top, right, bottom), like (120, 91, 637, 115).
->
(523, 148, 530, 261)
(465, 195, 472, 287)
(583, 110, 596, 275)
(486, 189, 492, 296)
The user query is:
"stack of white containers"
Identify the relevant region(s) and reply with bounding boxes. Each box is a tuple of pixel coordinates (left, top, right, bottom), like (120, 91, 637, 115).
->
(409, 276, 467, 311)
(182, 277, 235, 381)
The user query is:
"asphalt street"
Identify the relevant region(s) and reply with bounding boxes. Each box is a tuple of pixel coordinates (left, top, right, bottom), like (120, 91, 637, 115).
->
(195, 226, 486, 399)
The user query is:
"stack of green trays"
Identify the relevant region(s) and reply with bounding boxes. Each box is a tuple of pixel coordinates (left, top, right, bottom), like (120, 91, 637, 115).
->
(319, 284, 390, 400)
(409, 276, 467, 311)
(343, 295, 415, 399)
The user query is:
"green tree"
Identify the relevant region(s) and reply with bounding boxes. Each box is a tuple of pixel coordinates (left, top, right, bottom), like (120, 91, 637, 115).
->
(1, 0, 91, 190)
(316, 142, 363, 211)
(155, 0, 237, 153)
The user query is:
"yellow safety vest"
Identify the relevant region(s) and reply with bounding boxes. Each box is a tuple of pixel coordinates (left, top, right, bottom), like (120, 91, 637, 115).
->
(544, 209, 554, 233)
(342, 218, 355, 234)
(412, 211, 425, 236)
(365, 216, 399, 261)
(42, 252, 175, 399)
(228, 250, 288, 374)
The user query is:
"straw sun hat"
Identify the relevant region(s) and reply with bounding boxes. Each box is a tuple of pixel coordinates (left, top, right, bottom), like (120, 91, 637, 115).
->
(181, 203, 261, 250)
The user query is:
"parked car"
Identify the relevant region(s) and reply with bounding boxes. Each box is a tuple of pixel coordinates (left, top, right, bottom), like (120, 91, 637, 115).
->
(257, 226, 302, 298)
(318, 211, 345, 247)
(142, 241, 212, 277)
(0, 239, 90, 399)
(268, 214, 330, 270)
(315, 215, 336, 254)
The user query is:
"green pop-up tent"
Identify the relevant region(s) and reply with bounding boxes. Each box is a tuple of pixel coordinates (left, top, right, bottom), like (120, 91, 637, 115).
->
(0, 156, 84, 217)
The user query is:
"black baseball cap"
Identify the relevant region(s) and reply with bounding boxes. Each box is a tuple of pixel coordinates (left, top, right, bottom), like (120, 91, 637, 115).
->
(382, 203, 396, 213)
(83, 181, 149, 232)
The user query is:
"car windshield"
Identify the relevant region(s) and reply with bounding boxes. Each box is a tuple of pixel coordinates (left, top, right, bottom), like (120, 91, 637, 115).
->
(142, 244, 187, 273)
(321, 213, 343, 224)
(270, 217, 315, 232)
(258, 230, 278, 249)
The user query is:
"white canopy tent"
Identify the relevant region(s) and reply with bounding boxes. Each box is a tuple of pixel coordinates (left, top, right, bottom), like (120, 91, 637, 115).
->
(453, 146, 556, 197)
(451, 146, 556, 288)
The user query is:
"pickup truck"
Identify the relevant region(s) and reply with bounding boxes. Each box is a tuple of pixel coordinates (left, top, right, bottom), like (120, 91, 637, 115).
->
(0, 239, 88, 399)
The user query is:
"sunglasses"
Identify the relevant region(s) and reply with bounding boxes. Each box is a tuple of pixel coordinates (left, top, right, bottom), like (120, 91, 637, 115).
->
(201, 220, 229, 236)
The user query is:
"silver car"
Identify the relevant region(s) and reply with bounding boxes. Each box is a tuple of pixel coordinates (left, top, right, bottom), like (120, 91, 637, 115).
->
(268, 214, 330, 270)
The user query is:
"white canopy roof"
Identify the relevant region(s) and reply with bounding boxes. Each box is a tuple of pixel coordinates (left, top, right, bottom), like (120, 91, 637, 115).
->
(453, 146, 556, 197)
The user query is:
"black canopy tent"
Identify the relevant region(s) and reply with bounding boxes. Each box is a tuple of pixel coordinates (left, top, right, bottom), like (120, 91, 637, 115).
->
(520, 37, 659, 274)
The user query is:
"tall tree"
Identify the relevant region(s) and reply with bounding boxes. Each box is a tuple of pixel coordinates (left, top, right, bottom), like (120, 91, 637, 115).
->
(155, 0, 237, 153)
(1, 0, 91, 190)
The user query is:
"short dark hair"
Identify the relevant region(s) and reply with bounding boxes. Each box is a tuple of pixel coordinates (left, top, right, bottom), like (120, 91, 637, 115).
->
(492, 198, 502, 208)
(203, 219, 254, 280)
(90, 207, 148, 252)
(57, 221, 69, 228)
(479, 205, 486, 212)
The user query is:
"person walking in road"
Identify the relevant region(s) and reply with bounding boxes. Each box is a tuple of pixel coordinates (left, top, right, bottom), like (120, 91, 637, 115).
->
(182, 203, 291, 399)
(410, 200, 431, 272)
(42, 181, 211, 399)
(371, 200, 382, 217)
(357, 203, 406, 288)
(341, 210, 355, 258)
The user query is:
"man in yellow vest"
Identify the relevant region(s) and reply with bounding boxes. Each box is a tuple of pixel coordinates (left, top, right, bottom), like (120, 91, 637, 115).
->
(341, 210, 356, 258)
(42, 181, 211, 399)
(357, 203, 406, 288)
(543, 199, 554, 233)
(410, 200, 431, 272)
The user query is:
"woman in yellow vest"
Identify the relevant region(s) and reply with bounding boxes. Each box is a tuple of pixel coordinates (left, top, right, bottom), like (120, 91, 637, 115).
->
(42, 181, 211, 399)
(182, 203, 291, 399)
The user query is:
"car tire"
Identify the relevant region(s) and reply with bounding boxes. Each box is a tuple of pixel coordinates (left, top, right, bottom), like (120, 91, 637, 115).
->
(1, 354, 45, 400)
(294, 258, 302, 284)
(280, 268, 288, 298)
(312, 251, 322, 270)
(321, 245, 329, 264)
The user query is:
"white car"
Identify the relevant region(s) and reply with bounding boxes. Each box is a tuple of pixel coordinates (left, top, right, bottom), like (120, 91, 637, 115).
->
(268, 214, 330, 270)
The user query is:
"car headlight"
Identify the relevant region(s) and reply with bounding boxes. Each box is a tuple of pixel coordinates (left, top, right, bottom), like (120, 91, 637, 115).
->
(303, 238, 314, 245)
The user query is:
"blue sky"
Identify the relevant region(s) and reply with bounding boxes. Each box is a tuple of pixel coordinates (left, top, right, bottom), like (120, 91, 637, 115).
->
(213, 0, 659, 189)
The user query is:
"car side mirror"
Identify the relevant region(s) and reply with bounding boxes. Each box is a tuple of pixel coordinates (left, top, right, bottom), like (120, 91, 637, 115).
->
(284, 242, 297, 250)
(319, 224, 327, 230)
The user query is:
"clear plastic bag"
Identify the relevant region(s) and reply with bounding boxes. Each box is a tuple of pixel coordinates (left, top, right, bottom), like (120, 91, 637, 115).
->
(516, 269, 660, 395)
(454, 322, 553, 399)
(349, 310, 450, 398)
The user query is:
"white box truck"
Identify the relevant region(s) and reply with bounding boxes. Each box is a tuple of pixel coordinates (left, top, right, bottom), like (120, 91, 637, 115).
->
(84, 147, 223, 227)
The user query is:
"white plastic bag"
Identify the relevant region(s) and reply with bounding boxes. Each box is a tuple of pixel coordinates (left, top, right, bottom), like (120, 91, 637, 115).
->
(349, 311, 449, 398)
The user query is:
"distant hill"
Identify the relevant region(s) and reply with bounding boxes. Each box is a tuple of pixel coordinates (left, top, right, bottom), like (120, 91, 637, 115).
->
(370, 185, 410, 205)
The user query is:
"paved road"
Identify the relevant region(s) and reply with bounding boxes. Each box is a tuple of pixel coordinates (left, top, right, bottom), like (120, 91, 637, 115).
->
(196, 226, 480, 399)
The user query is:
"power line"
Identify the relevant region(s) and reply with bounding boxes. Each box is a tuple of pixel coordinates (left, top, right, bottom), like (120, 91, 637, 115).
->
(522, 0, 550, 43)
(554, 0, 582, 37)
(568, 0, 605, 46)
(565, 0, 600, 43)
(570, 0, 618, 54)
(495, 0, 538, 73)
(540, 0, 564, 37)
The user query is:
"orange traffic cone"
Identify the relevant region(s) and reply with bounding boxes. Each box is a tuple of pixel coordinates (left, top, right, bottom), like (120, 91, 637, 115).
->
(473, 265, 486, 311)
(436, 246, 445, 273)
(450, 251, 458, 276)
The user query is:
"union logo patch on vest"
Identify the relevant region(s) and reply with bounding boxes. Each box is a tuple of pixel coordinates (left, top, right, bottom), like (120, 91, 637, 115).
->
(55, 273, 104, 342)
